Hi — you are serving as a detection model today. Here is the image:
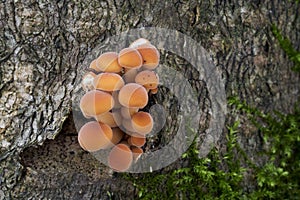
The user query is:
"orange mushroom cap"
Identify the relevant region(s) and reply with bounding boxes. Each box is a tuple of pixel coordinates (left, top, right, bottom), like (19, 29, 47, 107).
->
(96, 52, 122, 73)
(131, 111, 153, 135)
(78, 121, 113, 152)
(89, 59, 98, 71)
(129, 38, 151, 48)
(128, 135, 146, 147)
(135, 70, 159, 90)
(108, 143, 133, 172)
(118, 83, 148, 108)
(150, 87, 158, 94)
(118, 48, 143, 69)
(136, 44, 160, 70)
(93, 73, 125, 92)
(80, 90, 114, 117)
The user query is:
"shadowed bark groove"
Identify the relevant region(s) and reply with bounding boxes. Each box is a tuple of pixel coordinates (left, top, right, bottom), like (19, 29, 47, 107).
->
(0, 0, 299, 199)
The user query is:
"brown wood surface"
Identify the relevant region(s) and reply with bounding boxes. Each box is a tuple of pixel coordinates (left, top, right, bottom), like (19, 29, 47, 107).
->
(0, 0, 299, 199)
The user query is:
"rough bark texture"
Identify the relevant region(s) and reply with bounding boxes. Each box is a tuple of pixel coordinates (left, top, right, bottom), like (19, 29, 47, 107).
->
(0, 0, 299, 199)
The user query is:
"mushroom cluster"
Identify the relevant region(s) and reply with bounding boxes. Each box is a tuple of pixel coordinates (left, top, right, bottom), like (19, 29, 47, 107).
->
(78, 38, 160, 172)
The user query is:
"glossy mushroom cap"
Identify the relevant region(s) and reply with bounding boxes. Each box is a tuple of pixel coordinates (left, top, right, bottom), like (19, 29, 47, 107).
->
(136, 44, 160, 69)
(93, 73, 125, 92)
(78, 121, 113, 152)
(135, 70, 159, 90)
(131, 112, 153, 135)
(118, 83, 148, 108)
(96, 52, 122, 73)
(128, 135, 146, 147)
(80, 90, 114, 117)
(118, 48, 143, 69)
(108, 143, 133, 172)
(129, 38, 151, 48)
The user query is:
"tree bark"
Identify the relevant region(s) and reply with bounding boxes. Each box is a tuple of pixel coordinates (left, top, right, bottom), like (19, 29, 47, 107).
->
(0, 0, 299, 199)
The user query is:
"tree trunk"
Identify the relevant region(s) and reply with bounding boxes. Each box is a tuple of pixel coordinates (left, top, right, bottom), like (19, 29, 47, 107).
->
(0, 0, 299, 199)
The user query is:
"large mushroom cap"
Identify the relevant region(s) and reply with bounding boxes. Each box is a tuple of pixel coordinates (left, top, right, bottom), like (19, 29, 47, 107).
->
(108, 143, 133, 172)
(80, 90, 114, 117)
(78, 121, 113, 152)
(118, 83, 148, 108)
(96, 52, 122, 73)
(135, 70, 159, 90)
(136, 44, 160, 69)
(93, 73, 125, 92)
(118, 48, 143, 69)
(131, 111, 154, 135)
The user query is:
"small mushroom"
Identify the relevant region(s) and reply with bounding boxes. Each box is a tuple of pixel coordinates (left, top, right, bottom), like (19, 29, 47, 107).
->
(108, 143, 133, 172)
(120, 107, 139, 119)
(93, 73, 125, 92)
(128, 135, 146, 147)
(118, 83, 148, 108)
(150, 87, 158, 94)
(81, 71, 96, 92)
(129, 38, 151, 48)
(95, 112, 117, 127)
(135, 70, 159, 90)
(96, 52, 122, 73)
(131, 146, 143, 162)
(118, 48, 143, 69)
(80, 90, 114, 117)
(131, 111, 154, 135)
(78, 121, 113, 152)
(136, 44, 160, 70)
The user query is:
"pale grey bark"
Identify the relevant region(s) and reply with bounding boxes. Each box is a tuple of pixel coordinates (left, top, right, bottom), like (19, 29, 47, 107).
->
(0, 0, 299, 199)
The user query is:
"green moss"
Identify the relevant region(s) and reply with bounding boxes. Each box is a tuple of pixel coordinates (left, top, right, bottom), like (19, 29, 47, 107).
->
(272, 25, 300, 72)
(123, 26, 300, 199)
